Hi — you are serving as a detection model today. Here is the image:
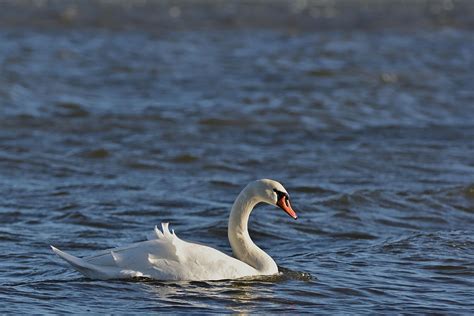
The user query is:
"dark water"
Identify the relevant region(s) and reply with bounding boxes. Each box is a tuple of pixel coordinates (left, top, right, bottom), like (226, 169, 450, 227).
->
(1, 0, 474, 313)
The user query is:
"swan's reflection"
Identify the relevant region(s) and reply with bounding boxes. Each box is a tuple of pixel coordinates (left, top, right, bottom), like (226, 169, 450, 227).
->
(140, 277, 277, 313)
(139, 268, 312, 312)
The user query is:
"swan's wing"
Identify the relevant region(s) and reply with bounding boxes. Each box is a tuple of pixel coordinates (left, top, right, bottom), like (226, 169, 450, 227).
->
(84, 223, 178, 267)
(52, 223, 258, 280)
(109, 223, 259, 280)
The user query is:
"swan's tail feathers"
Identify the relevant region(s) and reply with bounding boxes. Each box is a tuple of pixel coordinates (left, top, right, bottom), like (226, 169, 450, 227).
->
(50, 245, 114, 279)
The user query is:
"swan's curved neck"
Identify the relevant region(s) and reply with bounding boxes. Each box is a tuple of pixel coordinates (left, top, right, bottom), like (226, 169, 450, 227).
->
(228, 184, 278, 274)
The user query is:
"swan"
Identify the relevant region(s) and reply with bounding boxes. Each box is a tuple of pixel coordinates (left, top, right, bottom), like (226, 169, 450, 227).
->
(50, 179, 298, 281)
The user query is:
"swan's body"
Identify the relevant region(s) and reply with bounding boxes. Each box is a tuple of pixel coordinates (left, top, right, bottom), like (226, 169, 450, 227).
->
(51, 179, 297, 281)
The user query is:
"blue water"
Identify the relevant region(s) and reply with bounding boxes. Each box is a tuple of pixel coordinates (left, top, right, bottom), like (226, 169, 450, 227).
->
(0, 0, 473, 313)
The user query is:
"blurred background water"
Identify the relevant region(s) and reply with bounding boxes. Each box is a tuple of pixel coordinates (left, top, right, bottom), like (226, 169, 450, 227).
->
(0, 0, 473, 313)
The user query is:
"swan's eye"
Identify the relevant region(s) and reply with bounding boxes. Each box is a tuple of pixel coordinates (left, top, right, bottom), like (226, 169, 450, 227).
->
(273, 189, 289, 204)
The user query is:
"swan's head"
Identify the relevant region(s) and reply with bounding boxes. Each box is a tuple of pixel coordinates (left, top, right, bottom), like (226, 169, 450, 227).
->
(253, 179, 298, 220)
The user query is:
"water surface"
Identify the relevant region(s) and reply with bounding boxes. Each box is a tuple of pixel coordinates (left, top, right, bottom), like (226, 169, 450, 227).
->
(0, 0, 473, 314)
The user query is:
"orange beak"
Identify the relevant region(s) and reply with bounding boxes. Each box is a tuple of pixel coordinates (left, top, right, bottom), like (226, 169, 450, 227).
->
(277, 195, 298, 220)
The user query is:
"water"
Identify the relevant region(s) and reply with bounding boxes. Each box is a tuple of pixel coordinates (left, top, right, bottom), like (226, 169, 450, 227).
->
(1, 0, 474, 313)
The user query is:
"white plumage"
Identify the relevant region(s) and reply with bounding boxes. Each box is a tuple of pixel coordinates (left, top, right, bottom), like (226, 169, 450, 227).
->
(51, 179, 297, 281)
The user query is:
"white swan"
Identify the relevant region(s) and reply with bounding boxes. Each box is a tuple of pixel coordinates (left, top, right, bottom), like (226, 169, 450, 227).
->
(51, 179, 298, 281)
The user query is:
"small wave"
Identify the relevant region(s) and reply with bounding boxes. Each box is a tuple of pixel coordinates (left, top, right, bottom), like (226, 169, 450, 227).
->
(209, 180, 240, 189)
(53, 102, 90, 118)
(397, 215, 448, 224)
(376, 218, 419, 229)
(53, 211, 120, 229)
(0, 231, 21, 242)
(198, 118, 251, 127)
(202, 163, 245, 173)
(78, 148, 111, 159)
(331, 287, 367, 297)
(170, 154, 198, 164)
(421, 265, 470, 272)
(379, 231, 474, 254)
(122, 159, 163, 170)
(50, 190, 70, 196)
(330, 231, 378, 240)
(293, 185, 337, 195)
(57, 203, 81, 211)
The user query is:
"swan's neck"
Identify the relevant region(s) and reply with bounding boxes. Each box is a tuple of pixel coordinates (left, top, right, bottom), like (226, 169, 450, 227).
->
(228, 186, 278, 275)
